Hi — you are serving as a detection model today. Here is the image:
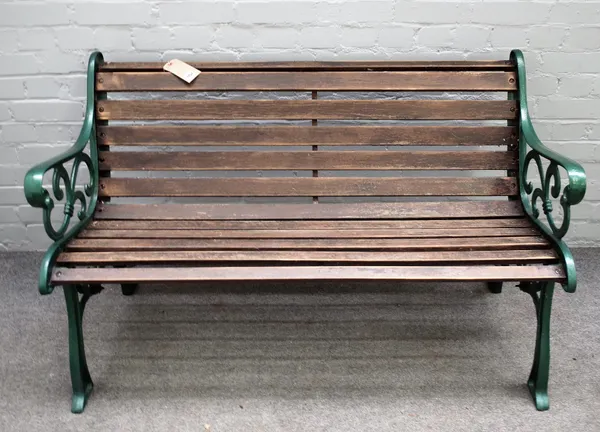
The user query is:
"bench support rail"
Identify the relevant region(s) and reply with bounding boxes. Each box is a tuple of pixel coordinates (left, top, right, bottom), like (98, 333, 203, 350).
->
(520, 281, 554, 411)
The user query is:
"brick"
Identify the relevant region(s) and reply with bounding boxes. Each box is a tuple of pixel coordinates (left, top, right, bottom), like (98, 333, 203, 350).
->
(453, 26, 490, 50)
(11, 101, 83, 122)
(548, 3, 600, 25)
(0, 207, 20, 224)
(536, 121, 594, 141)
(528, 76, 558, 97)
(489, 27, 528, 49)
(565, 27, 600, 51)
(0, 30, 18, 52)
(0, 102, 11, 121)
(17, 144, 72, 165)
(0, 54, 40, 76)
(171, 27, 213, 49)
(36, 52, 86, 74)
(94, 28, 132, 51)
(542, 53, 600, 74)
(18, 28, 55, 51)
(0, 188, 25, 205)
(58, 76, 86, 99)
(0, 147, 19, 165)
(0, 224, 27, 245)
(0, 3, 70, 26)
(34, 125, 76, 143)
(471, 2, 551, 25)
(0, 167, 27, 186)
(558, 76, 595, 98)
(0, 79, 25, 100)
(159, 2, 234, 24)
(74, 3, 154, 26)
(25, 77, 64, 99)
(17, 204, 66, 225)
(55, 28, 95, 50)
(337, 1, 393, 24)
(215, 27, 256, 49)
(528, 26, 568, 50)
(26, 225, 52, 250)
(535, 99, 600, 120)
(300, 27, 341, 49)
(256, 29, 300, 49)
(378, 27, 416, 49)
(339, 28, 379, 49)
(236, 2, 314, 24)
(394, 2, 471, 24)
(0, 124, 36, 144)
(132, 28, 173, 50)
(416, 27, 454, 48)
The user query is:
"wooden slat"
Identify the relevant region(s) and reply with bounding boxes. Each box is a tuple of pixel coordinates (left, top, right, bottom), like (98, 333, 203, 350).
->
(97, 100, 518, 121)
(88, 218, 532, 230)
(97, 125, 517, 147)
(66, 236, 550, 251)
(78, 227, 538, 239)
(51, 264, 565, 284)
(99, 151, 517, 171)
(56, 249, 557, 264)
(97, 71, 517, 92)
(98, 60, 515, 72)
(95, 202, 525, 220)
(99, 177, 518, 197)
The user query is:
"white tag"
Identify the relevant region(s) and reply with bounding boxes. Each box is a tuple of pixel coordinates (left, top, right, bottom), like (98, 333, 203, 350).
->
(163, 59, 201, 83)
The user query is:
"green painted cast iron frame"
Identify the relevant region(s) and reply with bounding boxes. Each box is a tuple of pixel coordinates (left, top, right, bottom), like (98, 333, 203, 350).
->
(22, 50, 587, 413)
(24, 52, 103, 296)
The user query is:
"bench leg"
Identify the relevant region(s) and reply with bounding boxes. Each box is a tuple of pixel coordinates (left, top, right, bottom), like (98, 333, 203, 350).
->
(121, 283, 138, 296)
(487, 282, 503, 294)
(63, 285, 96, 413)
(521, 281, 554, 411)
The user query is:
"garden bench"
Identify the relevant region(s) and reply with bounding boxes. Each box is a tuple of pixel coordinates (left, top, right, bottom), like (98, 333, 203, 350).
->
(24, 50, 586, 413)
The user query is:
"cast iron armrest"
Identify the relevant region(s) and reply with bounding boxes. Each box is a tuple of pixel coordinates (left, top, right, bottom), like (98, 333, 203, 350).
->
(511, 49, 587, 293)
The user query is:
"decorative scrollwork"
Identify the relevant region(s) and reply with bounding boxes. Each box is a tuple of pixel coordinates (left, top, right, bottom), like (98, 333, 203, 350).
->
(42, 152, 96, 241)
(522, 150, 571, 239)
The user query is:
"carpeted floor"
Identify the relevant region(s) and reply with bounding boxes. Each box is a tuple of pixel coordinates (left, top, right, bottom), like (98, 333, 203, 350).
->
(0, 250, 599, 431)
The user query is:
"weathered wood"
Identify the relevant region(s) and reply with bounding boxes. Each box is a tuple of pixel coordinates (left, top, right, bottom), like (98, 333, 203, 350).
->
(97, 71, 517, 92)
(96, 100, 518, 121)
(56, 249, 557, 264)
(51, 264, 565, 284)
(97, 125, 517, 147)
(99, 151, 517, 171)
(78, 227, 538, 239)
(99, 177, 518, 197)
(88, 218, 532, 230)
(98, 60, 515, 72)
(66, 236, 550, 251)
(95, 201, 525, 220)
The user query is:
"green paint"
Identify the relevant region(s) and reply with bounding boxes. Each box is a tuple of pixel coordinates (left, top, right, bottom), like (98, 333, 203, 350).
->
(511, 49, 586, 293)
(23, 52, 104, 295)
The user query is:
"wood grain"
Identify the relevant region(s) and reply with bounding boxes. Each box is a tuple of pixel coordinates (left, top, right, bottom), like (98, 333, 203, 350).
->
(96, 71, 517, 92)
(96, 100, 518, 121)
(95, 201, 525, 220)
(97, 125, 517, 147)
(98, 177, 518, 197)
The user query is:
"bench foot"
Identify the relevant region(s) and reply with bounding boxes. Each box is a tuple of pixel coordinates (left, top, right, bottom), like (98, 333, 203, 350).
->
(520, 281, 554, 411)
(121, 283, 138, 296)
(487, 282, 503, 294)
(64, 285, 99, 413)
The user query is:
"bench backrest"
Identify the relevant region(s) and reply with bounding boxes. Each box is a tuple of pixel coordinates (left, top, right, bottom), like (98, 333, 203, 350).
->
(94, 60, 519, 205)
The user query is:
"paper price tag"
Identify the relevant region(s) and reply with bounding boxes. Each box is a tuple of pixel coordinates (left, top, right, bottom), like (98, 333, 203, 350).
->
(163, 59, 201, 83)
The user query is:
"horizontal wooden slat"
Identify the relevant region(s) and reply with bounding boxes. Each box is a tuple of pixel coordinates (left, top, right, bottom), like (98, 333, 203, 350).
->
(66, 236, 549, 251)
(99, 151, 517, 171)
(99, 177, 518, 197)
(51, 264, 564, 284)
(88, 218, 532, 230)
(97, 71, 517, 92)
(78, 227, 538, 239)
(95, 202, 525, 220)
(97, 100, 518, 121)
(98, 60, 515, 72)
(56, 249, 557, 264)
(97, 125, 517, 147)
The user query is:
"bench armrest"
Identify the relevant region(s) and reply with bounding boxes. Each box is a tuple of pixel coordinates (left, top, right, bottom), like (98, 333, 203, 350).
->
(512, 49, 587, 293)
(23, 51, 104, 294)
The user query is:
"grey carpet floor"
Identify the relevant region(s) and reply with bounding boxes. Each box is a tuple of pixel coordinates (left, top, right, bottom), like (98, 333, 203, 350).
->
(1, 250, 599, 432)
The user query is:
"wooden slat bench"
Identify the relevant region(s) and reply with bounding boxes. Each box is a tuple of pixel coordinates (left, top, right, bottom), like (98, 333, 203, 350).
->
(24, 50, 586, 413)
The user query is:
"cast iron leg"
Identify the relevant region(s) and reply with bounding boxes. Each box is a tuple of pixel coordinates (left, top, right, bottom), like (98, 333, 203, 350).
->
(121, 283, 138, 296)
(487, 282, 503, 294)
(64, 285, 94, 413)
(521, 281, 554, 411)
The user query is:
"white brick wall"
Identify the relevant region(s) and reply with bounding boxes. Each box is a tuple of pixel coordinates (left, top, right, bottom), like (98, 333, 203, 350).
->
(1, 0, 599, 250)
